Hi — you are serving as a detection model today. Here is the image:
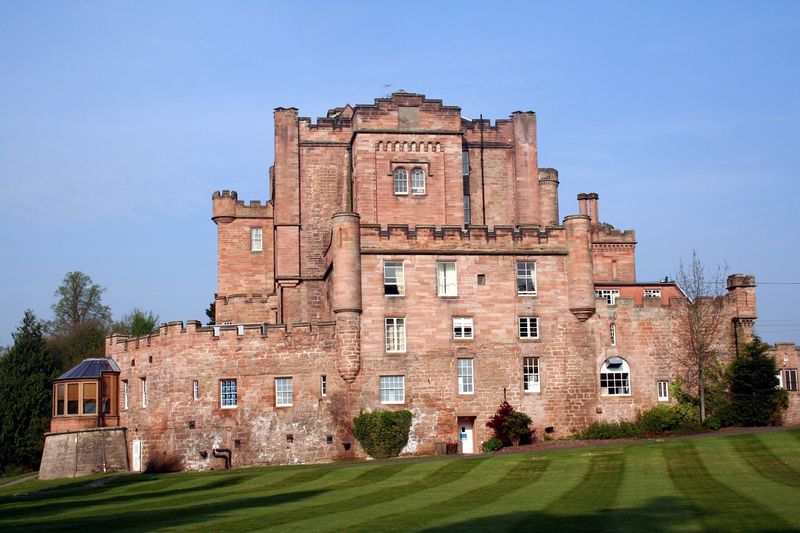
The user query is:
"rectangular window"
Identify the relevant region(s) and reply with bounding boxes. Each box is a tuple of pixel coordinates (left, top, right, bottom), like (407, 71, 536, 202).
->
(385, 317, 407, 352)
(251, 228, 263, 252)
(123, 380, 129, 410)
(437, 262, 457, 297)
(384, 261, 405, 296)
(141, 377, 148, 408)
(56, 383, 65, 415)
(321, 375, 327, 397)
(516, 261, 537, 295)
(453, 317, 474, 339)
(462, 150, 470, 176)
(644, 289, 661, 298)
(785, 369, 798, 391)
(777, 372, 784, 389)
(220, 379, 237, 408)
(67, 383, 79, 414)
(193, 380, 199, 401)
(610, 324, 617, 346)
(457, 358, 474, 394)
(82, 382, 97, 415)
(380, 375, 405, 404)
(463, 196, 471, 225)
(595, 289, 621, 305)
(276, 377, 293, 406)
(657, 380, 669, 401)
(518, 317, 539, 339)
(523, 357, 540, 393)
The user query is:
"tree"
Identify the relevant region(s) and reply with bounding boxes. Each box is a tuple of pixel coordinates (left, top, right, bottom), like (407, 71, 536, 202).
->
(487, 401, 534, 446)
(0, 311, 58, 472)
(205, 301, 216, 325)
(47, 321, 108, 373)
(728, 336, 788, 426)
(669, 252, 728, 422)
(50, 271, 112, 335)
(112, 309, 160, 337)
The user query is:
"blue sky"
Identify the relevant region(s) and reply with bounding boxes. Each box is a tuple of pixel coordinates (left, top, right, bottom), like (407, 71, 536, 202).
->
(1, 1, 798, 346)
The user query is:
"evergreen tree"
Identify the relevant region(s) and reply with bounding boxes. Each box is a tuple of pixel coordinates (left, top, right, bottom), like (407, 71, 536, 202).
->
(728, 336, 788, 426)
(0, 311, 58, 472)
(112, 308, 160, 337)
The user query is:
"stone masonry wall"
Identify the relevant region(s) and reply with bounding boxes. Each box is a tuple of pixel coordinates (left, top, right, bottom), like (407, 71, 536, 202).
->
(39, 428, 128, 480)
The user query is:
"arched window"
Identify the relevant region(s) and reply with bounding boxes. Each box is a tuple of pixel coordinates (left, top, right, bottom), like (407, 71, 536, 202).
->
(600, 357, 630, 396)
(411, 168, 426, 194)
(393, 168, 408, 195)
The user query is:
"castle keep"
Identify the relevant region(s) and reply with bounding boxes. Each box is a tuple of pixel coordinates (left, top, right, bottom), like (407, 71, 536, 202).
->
(41, 92, 780, 476)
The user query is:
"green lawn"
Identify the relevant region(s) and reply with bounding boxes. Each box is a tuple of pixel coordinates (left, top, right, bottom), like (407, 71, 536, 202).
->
(2, 429, 799, 532)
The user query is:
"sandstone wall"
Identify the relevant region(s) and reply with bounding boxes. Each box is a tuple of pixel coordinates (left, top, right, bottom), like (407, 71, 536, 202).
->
(39, 428, 128, 480)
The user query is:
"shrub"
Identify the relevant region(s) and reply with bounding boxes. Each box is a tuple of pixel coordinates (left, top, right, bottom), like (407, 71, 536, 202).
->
(578, 420, 641, 440)
(145, 452, 183, 473)
(502, 411, 533, 446)
(486, 402, 534, 446)
(481, 437, 503, 453)
(635, 404, 700, 437)
(352, 410, 412, 459)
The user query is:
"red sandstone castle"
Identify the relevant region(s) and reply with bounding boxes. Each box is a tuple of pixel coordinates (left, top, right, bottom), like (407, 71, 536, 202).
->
(40, 92, 800, 478)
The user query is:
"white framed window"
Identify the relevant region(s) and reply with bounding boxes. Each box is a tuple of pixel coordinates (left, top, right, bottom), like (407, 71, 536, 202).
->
(321, 375, 327, 397)
(777, 372, 784, 389)
(275, 377, 293, 407)
(610, 324, 617, 346)
(516, 261, 537, 295)
(251, 228, 263, 252)
(462, 150, 470, 176)
(463, 196, 471, 225)
(380, 375, 405, 404)
(518, 317, 539, 339)
(596, 289, 621, 305)
(657, 380, 669, 401)
(457, 358, 474, 394)
(453, 317, 474, 339)
(523, 357, 540, 393)
(385, 318, 407, 352)
(220, 379, 237, 408)
(393, 168, 408, 195)
(411, 168, 426, 194)
(644, 289, 661, 298)
(123, 380, 129, 410)
(141, 377, 148, 408)
(785, 369, 798, 391)
(384, 261, 405, 296)
(192, 380, 199, 401)
(600, 358, 631, 396)
(437, 261, 457, 297)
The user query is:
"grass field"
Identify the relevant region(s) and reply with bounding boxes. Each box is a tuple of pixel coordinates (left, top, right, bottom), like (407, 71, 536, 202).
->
(1, 429, 799, 532)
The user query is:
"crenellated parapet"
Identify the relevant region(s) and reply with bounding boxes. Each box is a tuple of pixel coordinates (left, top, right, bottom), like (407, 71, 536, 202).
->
(462, 118, 515, 146)
(359, 224, 568, 254)
(212, 190, 273, 224)
(106, 319, 337, 357)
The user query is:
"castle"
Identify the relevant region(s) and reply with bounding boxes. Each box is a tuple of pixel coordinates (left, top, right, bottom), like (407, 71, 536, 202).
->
(39, 92, 800, 477)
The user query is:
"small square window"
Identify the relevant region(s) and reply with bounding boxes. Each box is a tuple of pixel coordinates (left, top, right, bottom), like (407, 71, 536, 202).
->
(220, 379, 237, 408)
(477, 274, 485, 286)
(453, 317, 474, 340)
(276, 377, 293, 407)
(251, 228, 263, 252)
(384, 261, 405, 296)
(437, 262, 457, 297)
(516, 261, 536, 295)
(380, 375, 405, 404)
(518, 317, 539, 339)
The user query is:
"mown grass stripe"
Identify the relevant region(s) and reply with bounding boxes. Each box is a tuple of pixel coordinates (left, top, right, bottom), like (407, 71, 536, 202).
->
(218, 458, 485, 531)
(663, 441, 795, 531)
(345, 456, 551, 532)
(729, 434, 800, 489)
(548, 452, 626, 517)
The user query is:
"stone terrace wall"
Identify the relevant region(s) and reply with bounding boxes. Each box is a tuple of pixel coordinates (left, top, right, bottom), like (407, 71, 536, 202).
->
(40, 428, 128, 480)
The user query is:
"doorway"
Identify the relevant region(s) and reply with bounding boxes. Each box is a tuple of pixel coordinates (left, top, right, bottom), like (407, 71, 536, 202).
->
(132, 439, 142, 472)
(457, 417, 475, 454)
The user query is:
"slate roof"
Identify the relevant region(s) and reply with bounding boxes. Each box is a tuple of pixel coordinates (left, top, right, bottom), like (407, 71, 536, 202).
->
(55, 358, 121, 381)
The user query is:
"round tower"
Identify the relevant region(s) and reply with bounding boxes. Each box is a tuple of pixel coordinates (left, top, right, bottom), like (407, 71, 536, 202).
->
(331, 212, 362, 383)
(538, 168, 560, 226)
(564, 214, 596, 321)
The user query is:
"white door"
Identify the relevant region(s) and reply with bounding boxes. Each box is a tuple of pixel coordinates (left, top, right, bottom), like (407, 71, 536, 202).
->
(459, 420, 474, 454)
(132, 439, 142, 472)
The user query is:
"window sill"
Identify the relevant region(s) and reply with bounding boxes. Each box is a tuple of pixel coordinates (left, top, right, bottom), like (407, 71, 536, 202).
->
(517, 293, 537, 297)
(518, 337, 541, 341)
(276, 404, 293, 408)
(381, 401, 406, 405)
(523, 390, 541, 394)
(384, 294, 405, 298)
(438, 295, 459, 299)
(453, 337, 474, 341)
(458, 392, 475, 396)
(221, 405, 238, 409)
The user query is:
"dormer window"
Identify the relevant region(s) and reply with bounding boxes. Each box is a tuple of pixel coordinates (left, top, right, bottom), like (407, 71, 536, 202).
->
(411, 168, 426, 194)
(393, 168, 408, 195)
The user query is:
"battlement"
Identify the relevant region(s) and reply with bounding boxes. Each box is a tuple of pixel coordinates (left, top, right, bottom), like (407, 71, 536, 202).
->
(212, 190, 273, 223)
(357, 91, 461, 113)
(106, 319, 337, 356)
(359, 224, 568, 254)
(593, 228, 637, 243)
